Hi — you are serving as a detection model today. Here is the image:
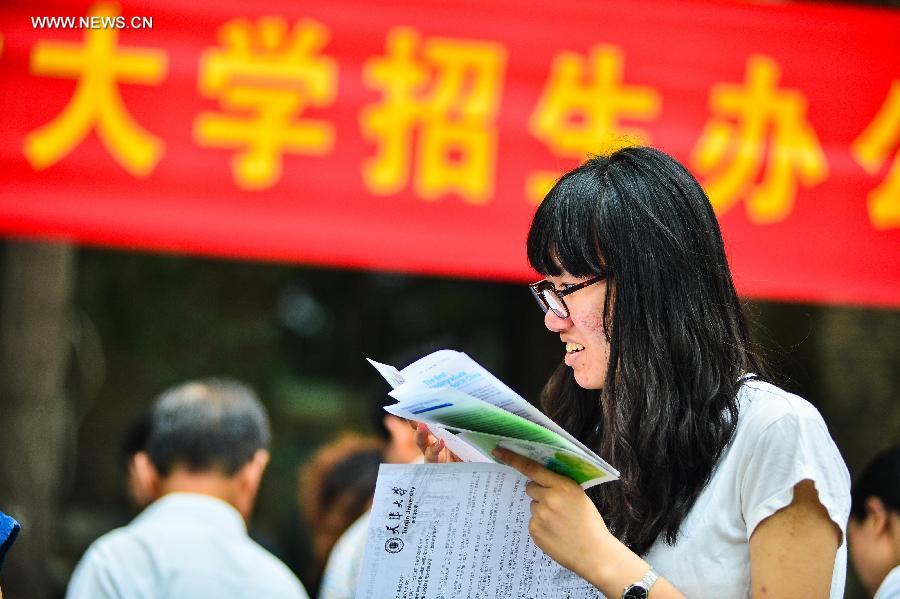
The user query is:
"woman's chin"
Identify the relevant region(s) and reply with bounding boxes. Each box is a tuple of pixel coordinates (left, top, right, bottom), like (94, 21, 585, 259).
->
(572, 369, 603, 390)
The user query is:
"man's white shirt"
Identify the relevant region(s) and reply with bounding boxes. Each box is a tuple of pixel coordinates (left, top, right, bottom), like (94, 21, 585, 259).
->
(67, 493, 309, 599)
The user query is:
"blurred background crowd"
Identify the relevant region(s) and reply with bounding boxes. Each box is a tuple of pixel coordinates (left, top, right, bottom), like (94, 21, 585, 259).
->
(0, 243, 896, 598)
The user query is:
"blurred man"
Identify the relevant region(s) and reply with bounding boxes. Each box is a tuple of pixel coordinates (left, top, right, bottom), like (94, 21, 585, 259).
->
(67, 379, 309, 599)
(848, 444, 900, 599)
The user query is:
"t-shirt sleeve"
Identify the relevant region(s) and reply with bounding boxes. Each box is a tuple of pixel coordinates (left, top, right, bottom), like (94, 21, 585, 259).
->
(65, 543, 122, 599)
(740, 406, 851, 542)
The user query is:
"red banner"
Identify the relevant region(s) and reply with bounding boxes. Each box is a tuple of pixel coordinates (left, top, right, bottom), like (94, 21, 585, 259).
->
(1, 0, 899, 306)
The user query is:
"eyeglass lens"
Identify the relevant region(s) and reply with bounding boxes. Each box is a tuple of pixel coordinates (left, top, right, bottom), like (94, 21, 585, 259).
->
(541, 289, 568, 318)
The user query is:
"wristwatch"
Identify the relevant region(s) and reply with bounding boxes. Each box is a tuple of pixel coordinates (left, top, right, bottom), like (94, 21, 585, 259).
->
(621, 567, 659, 599)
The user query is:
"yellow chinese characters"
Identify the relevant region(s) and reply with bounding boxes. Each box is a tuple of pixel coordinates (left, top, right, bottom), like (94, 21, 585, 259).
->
(527, 45, 661, 203)
(194, 17, 337, 190)
(360, 27, 507, 204)
(852, 81, 900, 229)
(691, 55, 828, 223)
(23, 3, 168, 177)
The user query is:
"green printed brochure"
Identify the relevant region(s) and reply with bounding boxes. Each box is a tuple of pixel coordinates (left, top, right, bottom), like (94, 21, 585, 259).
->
(368, 350, 618, 489)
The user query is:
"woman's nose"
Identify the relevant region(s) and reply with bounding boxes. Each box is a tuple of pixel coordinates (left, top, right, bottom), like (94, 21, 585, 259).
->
(544, 309, 571, 332)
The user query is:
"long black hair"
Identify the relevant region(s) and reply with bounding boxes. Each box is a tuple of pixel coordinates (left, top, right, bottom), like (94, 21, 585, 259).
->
(527, 146, 767, 555)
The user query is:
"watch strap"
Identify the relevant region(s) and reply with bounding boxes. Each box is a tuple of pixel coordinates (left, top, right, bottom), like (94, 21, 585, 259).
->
(621, 566, 659, 599)
(641, 567, 659, 590)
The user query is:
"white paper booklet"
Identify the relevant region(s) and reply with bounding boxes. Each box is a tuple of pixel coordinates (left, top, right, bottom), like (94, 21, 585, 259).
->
(367, 350, 618, 488)
(354, 463, 604, 599)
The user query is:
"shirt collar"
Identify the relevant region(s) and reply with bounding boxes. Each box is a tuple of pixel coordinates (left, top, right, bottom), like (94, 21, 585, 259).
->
(875, 566, 900, 599)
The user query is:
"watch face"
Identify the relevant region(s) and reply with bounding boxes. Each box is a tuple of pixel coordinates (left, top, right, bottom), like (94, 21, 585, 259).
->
(623, 584, 649, 599)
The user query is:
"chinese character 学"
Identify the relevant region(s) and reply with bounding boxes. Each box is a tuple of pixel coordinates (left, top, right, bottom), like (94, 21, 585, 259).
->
(24, 2, 168, 177)
(852, 80, 900, 229)
(361, 27, 507, 204)
(527, 44, 661, 203)
(194, 17, 337, 190)
(691, 55, 828, 223)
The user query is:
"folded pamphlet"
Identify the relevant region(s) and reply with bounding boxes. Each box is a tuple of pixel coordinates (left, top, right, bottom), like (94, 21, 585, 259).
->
(368, 350, 618, 489)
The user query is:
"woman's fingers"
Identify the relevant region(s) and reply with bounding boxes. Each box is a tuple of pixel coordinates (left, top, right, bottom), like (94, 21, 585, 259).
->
(424, 437, 446, 462)
(414, 422, 432, 452)
(525, 480, 550, 501)
(492, 447, 568, 488)
(413, 421, 465, 463)
(414, 421, 444, 463)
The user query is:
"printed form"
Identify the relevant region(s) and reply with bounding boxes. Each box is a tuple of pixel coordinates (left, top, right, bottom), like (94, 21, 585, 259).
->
(355, 463, 604, 599)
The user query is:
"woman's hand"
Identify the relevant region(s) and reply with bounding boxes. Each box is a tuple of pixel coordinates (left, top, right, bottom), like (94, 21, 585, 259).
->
(492, 447, 614, 579)
(493, 448, 685, 597)
(412, 421, 462, 463)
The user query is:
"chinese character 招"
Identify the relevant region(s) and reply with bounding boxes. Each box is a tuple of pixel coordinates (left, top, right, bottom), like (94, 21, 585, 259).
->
(852, 80, 900, 229)
(360, 27, 507, 203)
(194, 17, 337, 190)
(690, 55, 828, 223)
(24, 2, 168, 177)
(526, 44, 661, 202)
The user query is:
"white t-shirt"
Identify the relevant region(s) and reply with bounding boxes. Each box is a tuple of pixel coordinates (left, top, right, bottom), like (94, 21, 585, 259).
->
(318, 510, 370, 599)
(643, 379, 851, 598)
(875, 566, 900, 599)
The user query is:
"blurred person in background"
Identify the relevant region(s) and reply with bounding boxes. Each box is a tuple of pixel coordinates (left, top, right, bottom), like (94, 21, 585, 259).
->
(67, 378, 309, 599)
(297, 434, 383, 595)
(849, 444, 900, 599)
(316, 398, 422, 599)
(0, 510, 21, 599)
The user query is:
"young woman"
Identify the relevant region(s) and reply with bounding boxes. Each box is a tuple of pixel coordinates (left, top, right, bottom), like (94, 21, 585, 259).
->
(416, 146, 850, 598)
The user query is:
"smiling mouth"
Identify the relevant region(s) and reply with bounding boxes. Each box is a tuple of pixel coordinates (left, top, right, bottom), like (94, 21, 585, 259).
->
(565, 343, 585, 354)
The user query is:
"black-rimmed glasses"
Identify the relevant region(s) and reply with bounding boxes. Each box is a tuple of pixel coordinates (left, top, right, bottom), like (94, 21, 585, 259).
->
(528, 275, 605, 319)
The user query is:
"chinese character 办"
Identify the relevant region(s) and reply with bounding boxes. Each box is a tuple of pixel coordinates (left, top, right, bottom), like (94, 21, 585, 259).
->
(690, 55, 828, 223)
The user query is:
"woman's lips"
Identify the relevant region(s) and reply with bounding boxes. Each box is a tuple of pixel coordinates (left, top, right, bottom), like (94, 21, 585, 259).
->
(564, 347, 583, 367)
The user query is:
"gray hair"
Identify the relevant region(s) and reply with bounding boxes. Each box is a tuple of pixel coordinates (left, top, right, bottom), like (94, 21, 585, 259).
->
(146, 378, 270, 477)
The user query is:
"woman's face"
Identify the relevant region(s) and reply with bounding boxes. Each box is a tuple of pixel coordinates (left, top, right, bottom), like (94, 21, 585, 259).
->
(543, 271, 611, 390)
